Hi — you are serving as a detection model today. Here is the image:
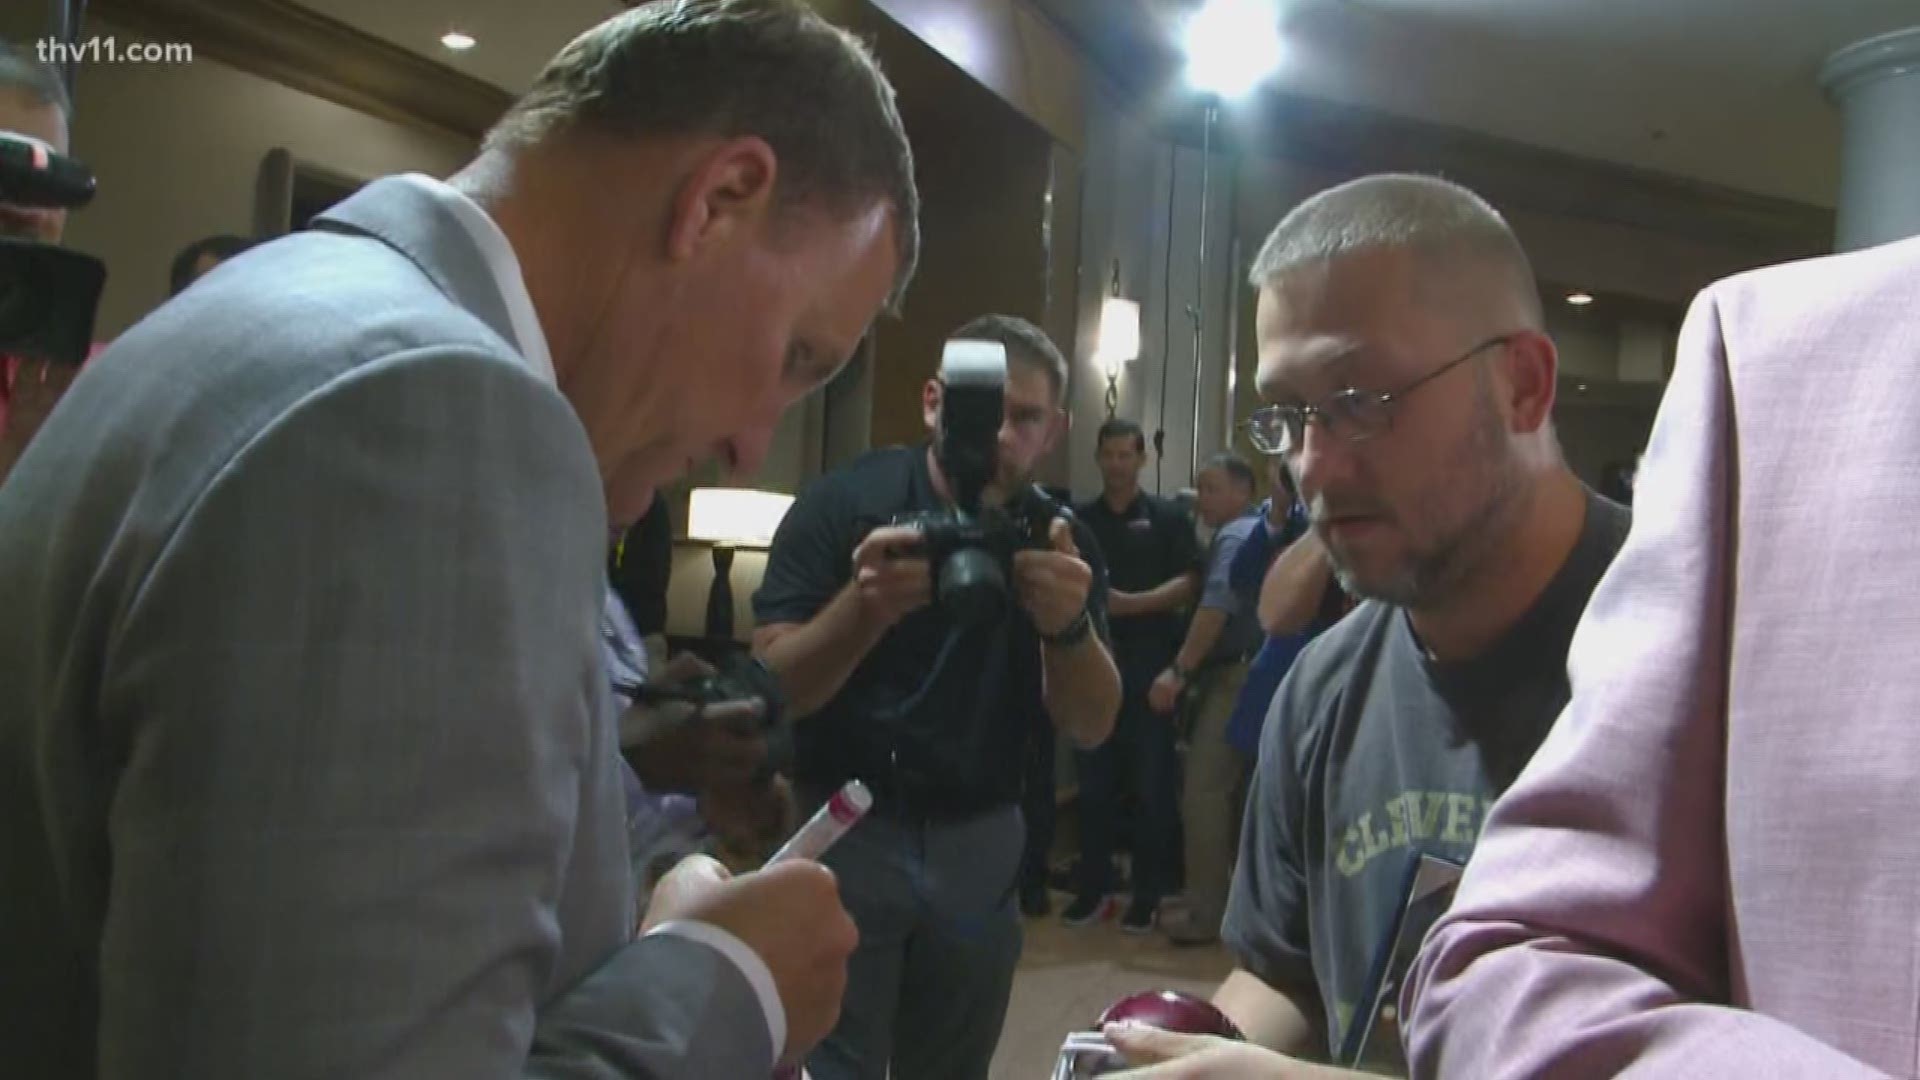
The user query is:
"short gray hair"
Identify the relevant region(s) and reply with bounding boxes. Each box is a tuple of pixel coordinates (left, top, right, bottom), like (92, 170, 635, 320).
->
(486, 0, 919, 306)
(1248, 174, 1540, 325)
(0, 38, 70, 118)
(948, 314, 1070, 404)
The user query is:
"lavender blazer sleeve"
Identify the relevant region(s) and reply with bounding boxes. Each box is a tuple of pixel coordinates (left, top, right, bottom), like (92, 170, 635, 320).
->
(1403, 236, 1920, 1078)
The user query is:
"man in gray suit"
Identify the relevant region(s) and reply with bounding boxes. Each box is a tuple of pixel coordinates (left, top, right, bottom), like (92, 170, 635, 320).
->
(0, 2, 919, 1077)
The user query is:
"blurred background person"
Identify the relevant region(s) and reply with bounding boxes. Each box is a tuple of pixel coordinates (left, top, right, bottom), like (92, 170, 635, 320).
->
(1150, 451, 1261, 946)
(167, 234, 254, 297)
(1065, 418, 1198, 932)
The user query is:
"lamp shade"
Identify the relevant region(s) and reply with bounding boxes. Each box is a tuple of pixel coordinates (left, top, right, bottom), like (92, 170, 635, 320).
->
(686, 487, 794, 547)
(1096, 296, 1141, 377)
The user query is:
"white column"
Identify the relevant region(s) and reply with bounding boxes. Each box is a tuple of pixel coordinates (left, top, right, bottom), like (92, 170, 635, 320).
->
(1821, 27, 1920, 252)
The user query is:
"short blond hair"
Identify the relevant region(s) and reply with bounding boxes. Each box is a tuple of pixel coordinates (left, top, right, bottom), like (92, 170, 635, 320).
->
(1250, 173, 1541, 326)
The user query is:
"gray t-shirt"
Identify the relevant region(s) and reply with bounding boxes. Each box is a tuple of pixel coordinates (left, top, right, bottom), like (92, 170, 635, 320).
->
(1222, 489, 1630, 1064)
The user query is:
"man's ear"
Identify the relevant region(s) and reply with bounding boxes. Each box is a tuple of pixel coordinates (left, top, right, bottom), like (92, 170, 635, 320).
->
(1501, 330, 1558, 435)
(922, 378, 943, 432)
(1042, 407, 1070, 453)
(665, 136, 779, 263)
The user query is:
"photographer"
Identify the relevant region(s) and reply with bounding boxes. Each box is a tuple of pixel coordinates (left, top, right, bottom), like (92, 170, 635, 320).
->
(753, 314, 1120, 1080)
(0, 39, 80, 484)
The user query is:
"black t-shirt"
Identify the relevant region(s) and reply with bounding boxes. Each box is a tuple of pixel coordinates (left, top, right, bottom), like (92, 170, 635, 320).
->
(753, 445, 1110, 814)
(1075, 491, 1197, 655)
(608, 492, 673, 637)
(1222, 489, 1630, 1065)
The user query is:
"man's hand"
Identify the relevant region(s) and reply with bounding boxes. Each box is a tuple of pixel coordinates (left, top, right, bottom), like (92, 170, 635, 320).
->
(1147, 668, 1184, 715)
(620, 653, 768, 794)
(1266, 498, 1289, 530)
(642, 856, 859, 1069)
(702, 775, 798, 869)
(1014, 517, 1093, 637)
(1104, 1023, 1341, 1078)
(851, 525, 933, 629)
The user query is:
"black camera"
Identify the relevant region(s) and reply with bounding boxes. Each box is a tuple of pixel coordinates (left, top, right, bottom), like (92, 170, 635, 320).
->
(689, 652, 795, 781)
(625, 651, 794, 780)
(682, 651, 786, 734)
(0, 131, 104, 365)
(890, 338, 1068, 627)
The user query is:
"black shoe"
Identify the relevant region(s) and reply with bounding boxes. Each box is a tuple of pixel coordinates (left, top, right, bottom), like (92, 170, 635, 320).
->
(1061, 891, 1111, 927)
(1120, 896, 1158, 935)
(1020, 883, 1052, 919)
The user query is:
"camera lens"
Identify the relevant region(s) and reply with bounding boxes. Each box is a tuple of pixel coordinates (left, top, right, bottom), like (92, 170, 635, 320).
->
(938, 545, 1006, 626)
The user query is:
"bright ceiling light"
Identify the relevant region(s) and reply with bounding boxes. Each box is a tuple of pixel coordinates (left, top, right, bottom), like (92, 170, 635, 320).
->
(441, 31, 476, 51)
(1183, 0, 1283, 99)
(1566, 291, 1594, 306)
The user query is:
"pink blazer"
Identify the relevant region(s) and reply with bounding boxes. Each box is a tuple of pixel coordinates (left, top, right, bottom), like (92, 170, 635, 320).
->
(1403, 234, 1920, 1078)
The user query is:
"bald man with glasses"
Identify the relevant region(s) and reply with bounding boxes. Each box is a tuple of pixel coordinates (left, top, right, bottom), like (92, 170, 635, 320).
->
(1101, 174, 1628, 1079)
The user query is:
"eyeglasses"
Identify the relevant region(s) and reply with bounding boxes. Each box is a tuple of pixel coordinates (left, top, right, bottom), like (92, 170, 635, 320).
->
(1240, 333, 1516, 456)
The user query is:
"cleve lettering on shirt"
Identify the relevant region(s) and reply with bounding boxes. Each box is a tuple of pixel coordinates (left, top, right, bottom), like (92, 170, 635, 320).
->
(1334, 789, 1488, 877)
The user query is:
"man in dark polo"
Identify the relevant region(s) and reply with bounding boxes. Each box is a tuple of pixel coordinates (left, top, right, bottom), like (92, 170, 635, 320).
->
(1064, 418, 1201, 933)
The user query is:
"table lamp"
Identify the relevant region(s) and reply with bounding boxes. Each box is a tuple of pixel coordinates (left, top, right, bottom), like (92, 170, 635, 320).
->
(686, 487, 795, 641)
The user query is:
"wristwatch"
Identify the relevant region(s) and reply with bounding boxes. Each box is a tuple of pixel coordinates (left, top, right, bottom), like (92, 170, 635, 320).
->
(1039, 606, 1093, 648)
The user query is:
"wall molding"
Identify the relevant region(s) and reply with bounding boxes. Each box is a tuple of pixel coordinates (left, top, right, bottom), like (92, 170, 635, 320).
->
(90, 0, 510, 141)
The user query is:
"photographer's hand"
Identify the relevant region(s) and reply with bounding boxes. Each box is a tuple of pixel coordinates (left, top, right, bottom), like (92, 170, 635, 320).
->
(851, 525, 934, 629)
(754, 527, 931, 721)
(1013, 517, 1092, 636)
(1020, 519, 1121, 749)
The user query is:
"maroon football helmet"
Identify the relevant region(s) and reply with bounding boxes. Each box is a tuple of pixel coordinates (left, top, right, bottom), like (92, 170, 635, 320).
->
(1053, 990, 1245, 1078)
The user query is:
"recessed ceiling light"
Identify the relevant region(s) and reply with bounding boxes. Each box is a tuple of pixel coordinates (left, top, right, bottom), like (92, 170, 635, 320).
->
(1566, 291, 1594, 306)
(1578, 383, 1589, 393)
(1183, 0, 1284, 99)
(441, 31, 476, 51)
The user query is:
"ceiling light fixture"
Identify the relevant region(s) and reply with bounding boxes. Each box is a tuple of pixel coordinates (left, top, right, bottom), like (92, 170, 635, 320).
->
(441, 31, 476, 51)
(1183, 0, 1283, 100)
(1566, 291, 1595, 306)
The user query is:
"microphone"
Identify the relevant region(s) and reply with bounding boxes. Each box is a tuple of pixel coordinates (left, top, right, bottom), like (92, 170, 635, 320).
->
(0, 131, 97, 210)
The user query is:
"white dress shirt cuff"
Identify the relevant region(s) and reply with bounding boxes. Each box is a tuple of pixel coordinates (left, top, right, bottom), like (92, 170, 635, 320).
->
(646, 919, 787, 1064)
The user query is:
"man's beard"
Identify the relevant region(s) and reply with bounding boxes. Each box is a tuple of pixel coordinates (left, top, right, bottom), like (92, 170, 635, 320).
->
(982, 457, 1033, 508)
(1324, 387, 1529, 608)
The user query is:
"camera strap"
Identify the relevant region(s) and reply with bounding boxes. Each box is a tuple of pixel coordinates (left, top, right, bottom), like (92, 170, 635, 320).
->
(869, 621, 970, 725)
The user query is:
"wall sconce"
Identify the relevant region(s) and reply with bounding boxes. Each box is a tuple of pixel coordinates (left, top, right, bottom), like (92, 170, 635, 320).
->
(1095, 262, 1140, 419)
(686, 487, 795, 642)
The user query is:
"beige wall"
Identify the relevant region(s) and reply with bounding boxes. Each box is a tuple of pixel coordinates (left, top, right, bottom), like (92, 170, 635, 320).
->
(64, 20, 473, 339)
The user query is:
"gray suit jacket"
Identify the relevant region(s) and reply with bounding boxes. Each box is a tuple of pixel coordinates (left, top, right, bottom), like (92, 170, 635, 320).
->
(0, 177, 770, 1078)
